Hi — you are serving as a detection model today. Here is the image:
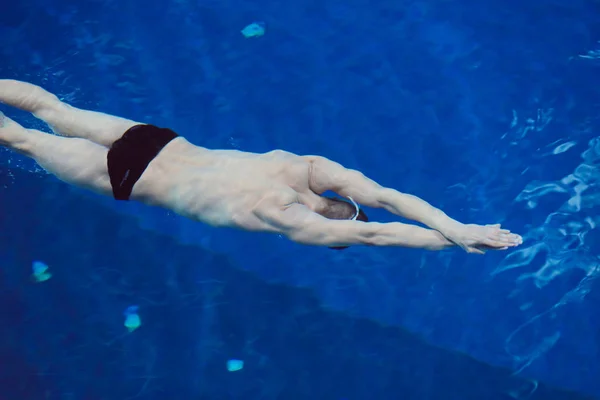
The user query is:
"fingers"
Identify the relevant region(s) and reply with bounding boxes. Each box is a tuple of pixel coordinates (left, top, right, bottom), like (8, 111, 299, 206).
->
(486, 224, 513, 234)
(468, 224, 524, 254)
(505, 233, 523, 245)
(485, 225, 523, 246)
(484, 237, 519, 248)
(483, 231, 522, 248)
(467, 247, 486, 255)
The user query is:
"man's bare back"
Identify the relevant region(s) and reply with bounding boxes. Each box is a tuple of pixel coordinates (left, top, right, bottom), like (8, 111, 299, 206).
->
(138, 142, 322, 230)
(0, 79, 522, 253)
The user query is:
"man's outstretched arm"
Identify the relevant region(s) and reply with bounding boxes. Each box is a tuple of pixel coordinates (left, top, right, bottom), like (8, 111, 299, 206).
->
(306, 156, 462, 232)
(305, 156, 522, 252)
(256, 201, 454, 250)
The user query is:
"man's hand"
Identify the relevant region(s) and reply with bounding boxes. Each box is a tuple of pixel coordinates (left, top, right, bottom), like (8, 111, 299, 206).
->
(443, 223, 523, 254)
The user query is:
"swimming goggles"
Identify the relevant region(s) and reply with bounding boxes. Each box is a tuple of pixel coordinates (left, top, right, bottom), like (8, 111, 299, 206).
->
(347, 196, 360, 221)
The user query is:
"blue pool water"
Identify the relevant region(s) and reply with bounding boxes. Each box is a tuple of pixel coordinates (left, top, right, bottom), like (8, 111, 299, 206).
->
(1, 0, 599, 399)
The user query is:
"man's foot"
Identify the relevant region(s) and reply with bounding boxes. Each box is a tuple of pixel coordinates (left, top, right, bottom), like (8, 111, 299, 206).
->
(0, 112, 32, 153)
(0, 111, 9, 146)
(0, 79, 58, 113)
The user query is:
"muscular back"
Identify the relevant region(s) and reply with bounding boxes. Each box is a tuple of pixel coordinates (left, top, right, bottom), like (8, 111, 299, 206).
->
(134, 139, 321, 230)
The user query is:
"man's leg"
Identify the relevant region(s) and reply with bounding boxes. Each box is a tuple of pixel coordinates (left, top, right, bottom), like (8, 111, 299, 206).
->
(0, 112, 112, 196)
(0, 79, 139, 148)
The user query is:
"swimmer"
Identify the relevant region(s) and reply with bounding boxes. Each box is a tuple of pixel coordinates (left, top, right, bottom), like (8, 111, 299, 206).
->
(0, 79, 522, 253)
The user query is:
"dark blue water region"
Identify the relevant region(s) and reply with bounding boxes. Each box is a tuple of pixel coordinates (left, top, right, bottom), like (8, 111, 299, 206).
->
(0, 167, 594, 400)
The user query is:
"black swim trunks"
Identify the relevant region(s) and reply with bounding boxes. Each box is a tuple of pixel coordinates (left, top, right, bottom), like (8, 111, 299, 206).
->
(107, 124, 178, 201)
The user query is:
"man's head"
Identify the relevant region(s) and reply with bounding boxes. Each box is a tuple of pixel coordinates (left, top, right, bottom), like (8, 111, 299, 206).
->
(318, 197, 368, 250)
